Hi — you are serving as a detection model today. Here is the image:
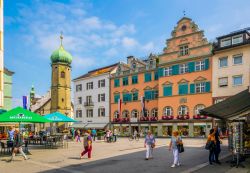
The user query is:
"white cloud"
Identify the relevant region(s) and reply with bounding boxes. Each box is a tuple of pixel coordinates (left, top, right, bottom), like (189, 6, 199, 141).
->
(122, 37, 138, 49)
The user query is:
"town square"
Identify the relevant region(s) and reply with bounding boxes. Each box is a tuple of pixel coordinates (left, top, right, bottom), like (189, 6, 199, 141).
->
(0, 0, 250, 173)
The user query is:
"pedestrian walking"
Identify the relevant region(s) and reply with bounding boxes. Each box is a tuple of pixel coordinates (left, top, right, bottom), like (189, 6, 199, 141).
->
(106, 130, 111, 143)
(80, 131, 92, 159)
(9, 129, 28, 161)
(169, 131, 182, 168)
(113, 129, 118, 142)
(91, 128, 97, 141)
(144, 131, 155, 160)
(214, 126, 222, 164)
(206, 128, 216, 165)
(75, 129, 81, 142)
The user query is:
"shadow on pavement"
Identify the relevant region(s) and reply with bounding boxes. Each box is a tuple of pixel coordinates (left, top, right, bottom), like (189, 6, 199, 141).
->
(36, 146, 230, 173)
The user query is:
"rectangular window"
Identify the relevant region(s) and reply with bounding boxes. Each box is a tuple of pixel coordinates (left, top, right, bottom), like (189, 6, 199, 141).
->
(114, 79, 120, 87)
(132, 75, 138, 84)
(123, 93, 132, 102)
(98, 93, 105, 102)
(152, 90, 158, 99)
(132, 92, 138, 101)
(86, 82, 93, 90)
(195, 60, 205, 71)
(233, 55, 243, 65)
(98, 79, 105, 88)
(86, 96, 92, 103)
(76, 110, 82, 118)
(114, 94, 120, 103)
(218, 77, 228, 87)
(164, 67, 172, 76)
(180, 45, 189, 56)
(178, 83, 188, 95)
(144, 73, 152, 82)
(219, 57, 228, 68)
(179, 64, 188, 74)
(233, 75, 243, 86)
(154, 71, 159, 80)
(78, 97, 82, 104)
(98, 108, 105, 117)
(221, 37, 231, 47)
(232, 34, 243, 45)
(86, 109, 93, 118)
(123, 77, 129, 86)
(76, 84, 82, 92)
(195, 82, 205, 93)
(144, 90, 152, 100)
(163, 85, 172, 96)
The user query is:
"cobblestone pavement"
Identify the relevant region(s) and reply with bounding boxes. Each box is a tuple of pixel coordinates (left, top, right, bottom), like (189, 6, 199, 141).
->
(1, 138, 247, 173)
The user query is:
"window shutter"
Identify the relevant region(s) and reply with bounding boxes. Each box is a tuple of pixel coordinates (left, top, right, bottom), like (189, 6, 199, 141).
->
(128, 94, 132, 101)
(144, 91, 151, 100)
(178, 84, 188, 95)
(172, 65, 179, 75)
(205, 58, 209, 70)
(154, 71, 159, 80)
(163, 86, 172, 96)
(98, 81, 100, 88)
(114, 94, 120, 103)
(190, 84, 195, 94)
(158, 68, 164, 77)
(114, 79, 120, 87)
(205, 82, 211, 92)
(188, 62, 195, 72)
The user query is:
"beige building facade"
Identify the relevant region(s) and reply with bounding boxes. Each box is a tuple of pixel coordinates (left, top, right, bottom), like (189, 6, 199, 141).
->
(212, 29, 250, 103)
(0, 0, 4, 108)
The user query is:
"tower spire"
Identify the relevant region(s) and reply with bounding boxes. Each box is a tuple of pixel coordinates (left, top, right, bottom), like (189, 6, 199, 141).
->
(60, 31, 63, 47)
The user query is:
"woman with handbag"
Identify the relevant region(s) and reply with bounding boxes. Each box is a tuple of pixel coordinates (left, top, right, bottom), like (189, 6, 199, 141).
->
(206, 129, 216, 165)
(169, 131, 182, 168)
(144, 131, 155, 160)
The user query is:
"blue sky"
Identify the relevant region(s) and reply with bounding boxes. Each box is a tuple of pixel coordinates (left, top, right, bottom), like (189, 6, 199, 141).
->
(4, 0, 250, 107)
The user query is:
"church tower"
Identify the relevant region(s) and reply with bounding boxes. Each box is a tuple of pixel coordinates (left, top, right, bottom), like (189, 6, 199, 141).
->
(29, 85, 35, 107)
(50, 34, 72, 116)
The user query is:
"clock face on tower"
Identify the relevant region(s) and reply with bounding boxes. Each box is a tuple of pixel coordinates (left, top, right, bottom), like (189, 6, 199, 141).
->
(181, 25, 187, 31)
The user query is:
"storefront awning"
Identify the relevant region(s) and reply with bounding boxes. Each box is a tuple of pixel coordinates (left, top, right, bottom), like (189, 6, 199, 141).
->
(70, 123, 108, 129)
(200, 88, 250, 120)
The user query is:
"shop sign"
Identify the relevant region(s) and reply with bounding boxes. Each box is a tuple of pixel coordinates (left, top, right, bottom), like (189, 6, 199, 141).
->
(177, 123, 188, 126)
(163, 123, 172, 126)
(194, 123, 206, 126)
(140, 124, 149, 127)
(122, 124, 129, 126)
(179, 98, 187, 104)
(151, 124, 158, 126)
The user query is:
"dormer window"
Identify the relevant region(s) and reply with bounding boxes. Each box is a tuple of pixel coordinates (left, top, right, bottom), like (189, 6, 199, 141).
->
(180, 45, 189, 56)
(132, 62, 136, 69)
(220, 37, 231, 47)
(232, 34, 243, 45)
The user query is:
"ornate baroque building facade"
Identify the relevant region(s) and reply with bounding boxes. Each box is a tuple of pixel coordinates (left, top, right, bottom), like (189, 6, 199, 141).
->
(110, 17, 213, 137)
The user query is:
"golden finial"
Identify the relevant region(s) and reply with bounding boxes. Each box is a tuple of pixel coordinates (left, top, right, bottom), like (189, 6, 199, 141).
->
(60, 31, 63, 47)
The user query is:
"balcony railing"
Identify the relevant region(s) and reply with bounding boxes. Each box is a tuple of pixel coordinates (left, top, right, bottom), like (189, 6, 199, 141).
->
(84, 101, 94, 107)
(140, 116, 158, 121)
(112, 118, 130, 123)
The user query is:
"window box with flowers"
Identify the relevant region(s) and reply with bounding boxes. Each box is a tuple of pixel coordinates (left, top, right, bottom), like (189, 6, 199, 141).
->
(177, 114, 190, 120)
(193, 114, 207, 119)
(140, 117, 149, 121)
(162, 115, 174, 120)
(113, 118, 121, 122)
(150, 116, 158, 121)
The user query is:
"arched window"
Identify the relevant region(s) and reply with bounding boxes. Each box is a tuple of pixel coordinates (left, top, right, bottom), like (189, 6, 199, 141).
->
(178, 105, 188, 115)
(151, 108, 158, 117)
(132, 62, 136, 69)
(131, 109, 138, 118)
(194, 104, 205, 115)
(163, 106, 173, 116)
(122, 110, 129, 118)
(61, 71, 65, 78)
(141, 109, 149, 117)
(114, 111, 119, 118)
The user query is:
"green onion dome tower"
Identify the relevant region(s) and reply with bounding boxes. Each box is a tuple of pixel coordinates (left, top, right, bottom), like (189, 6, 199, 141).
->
(50, 33, 72, 116)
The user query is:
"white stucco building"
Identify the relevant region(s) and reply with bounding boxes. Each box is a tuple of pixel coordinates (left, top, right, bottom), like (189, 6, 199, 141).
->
(212, 28, 250, 103)
(72, 64, 117, 129)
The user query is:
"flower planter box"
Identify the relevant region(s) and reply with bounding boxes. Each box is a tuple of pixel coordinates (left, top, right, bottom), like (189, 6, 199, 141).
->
(162, 116, 174, 120)
(193, 115, 207, 119)
(140, 117, 149, 121)
(177, 115, 189, 120)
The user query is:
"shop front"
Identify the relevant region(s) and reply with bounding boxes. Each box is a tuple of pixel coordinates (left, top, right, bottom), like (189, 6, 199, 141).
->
(177, 123, 189, 137)
(162, 123, 172, 137)
(121, 124, 130, 136)
(193, 123, 206, 137)
(140, 124, 150, 137)
(151, 124, 158, 136)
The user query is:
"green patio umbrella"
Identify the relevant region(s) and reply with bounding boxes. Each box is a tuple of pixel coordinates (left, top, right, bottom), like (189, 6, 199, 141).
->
(0, 107, 51, 123)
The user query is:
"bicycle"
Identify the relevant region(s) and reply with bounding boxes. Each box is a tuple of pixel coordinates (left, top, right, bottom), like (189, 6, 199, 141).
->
(128, 134, 140, 141)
